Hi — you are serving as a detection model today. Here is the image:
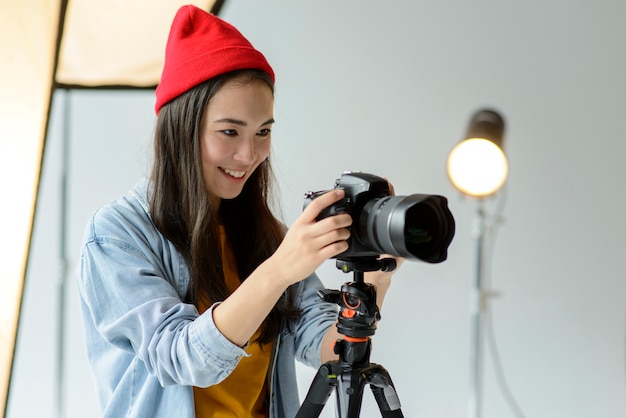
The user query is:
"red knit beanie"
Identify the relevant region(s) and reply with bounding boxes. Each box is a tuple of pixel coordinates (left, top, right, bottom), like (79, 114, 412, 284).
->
(154, 5, 275, 114)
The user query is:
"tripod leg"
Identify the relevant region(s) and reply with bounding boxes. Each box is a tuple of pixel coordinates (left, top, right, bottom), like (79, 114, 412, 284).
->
(295, 364, 337, 418)
(335, 370, 368, 418)
(367, 365, 404, 418)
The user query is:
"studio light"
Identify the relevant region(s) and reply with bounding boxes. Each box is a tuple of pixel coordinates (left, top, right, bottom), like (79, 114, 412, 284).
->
(448, 108, 508, 418)
(447, 109, 507, 198)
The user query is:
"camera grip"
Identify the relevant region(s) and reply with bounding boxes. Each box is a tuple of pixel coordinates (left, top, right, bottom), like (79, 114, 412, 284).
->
(303, 189, 349, 221)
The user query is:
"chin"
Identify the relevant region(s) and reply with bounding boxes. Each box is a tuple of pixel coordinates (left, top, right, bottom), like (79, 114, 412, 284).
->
(220, 188, 246, 201)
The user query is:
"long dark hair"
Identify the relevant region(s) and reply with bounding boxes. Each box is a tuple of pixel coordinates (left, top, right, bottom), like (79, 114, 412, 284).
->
(150, 69, 300, 344)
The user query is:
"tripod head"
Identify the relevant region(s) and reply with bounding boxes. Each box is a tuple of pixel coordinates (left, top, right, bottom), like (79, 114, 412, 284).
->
(317, 256, 396, 339)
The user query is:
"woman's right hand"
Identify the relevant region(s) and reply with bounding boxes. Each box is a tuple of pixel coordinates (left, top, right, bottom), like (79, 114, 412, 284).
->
(212, 189, 351, 347)
(269, 189, 352, 287)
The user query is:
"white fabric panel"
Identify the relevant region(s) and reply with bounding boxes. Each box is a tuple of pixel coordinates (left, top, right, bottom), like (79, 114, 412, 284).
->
(0, 0, 61, 414)
(56, 0, 215, 86)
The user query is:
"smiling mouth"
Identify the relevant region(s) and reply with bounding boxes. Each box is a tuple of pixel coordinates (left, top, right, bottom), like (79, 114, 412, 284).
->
(220, 167, 246, 179)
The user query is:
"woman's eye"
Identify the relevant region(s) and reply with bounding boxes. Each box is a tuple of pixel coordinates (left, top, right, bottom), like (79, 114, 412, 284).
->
(257, 128, 271, 137)
(221, 129, 238, 137)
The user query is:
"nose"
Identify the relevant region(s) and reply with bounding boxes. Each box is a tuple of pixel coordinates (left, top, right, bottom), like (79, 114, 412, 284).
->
(234, 138, 256, 164)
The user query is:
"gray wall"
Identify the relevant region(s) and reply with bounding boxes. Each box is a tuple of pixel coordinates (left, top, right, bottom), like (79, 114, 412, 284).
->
(8, 0, 626, 417)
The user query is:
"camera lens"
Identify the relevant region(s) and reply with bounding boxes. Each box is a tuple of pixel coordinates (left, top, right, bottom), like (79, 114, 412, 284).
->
(358, 194, 455, 263)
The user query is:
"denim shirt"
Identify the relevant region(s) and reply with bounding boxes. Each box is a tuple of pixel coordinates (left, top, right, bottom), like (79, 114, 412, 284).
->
(77, 178, 338, 417)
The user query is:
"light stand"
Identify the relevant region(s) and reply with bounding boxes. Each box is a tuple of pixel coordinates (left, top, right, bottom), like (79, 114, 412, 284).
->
(468, 200, 489, 418)
(447, 109, 507, 418)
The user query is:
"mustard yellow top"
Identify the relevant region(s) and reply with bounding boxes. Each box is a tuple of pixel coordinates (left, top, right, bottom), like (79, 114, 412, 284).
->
(193, 228, 273, 417)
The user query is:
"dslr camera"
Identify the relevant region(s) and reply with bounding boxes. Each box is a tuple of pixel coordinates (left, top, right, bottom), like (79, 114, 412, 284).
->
(304, 171, 455, 263)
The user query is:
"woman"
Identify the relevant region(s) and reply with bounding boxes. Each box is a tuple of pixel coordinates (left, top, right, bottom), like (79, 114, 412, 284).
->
(77, 5, 401, 417)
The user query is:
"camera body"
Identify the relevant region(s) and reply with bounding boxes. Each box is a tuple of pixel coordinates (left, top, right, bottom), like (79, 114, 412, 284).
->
(304, 171, 455, 263)
(304, 172, 391, 259)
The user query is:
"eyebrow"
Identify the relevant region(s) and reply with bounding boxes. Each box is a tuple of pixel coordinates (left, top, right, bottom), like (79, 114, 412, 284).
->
(213, 118, 275, 127)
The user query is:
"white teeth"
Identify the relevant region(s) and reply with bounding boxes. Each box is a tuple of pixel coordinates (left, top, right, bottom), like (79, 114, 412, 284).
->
(222, 168, 246, 178)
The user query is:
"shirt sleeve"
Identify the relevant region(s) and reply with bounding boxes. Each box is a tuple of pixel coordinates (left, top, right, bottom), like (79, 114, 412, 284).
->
(77, 212, 248, 388)
(290, 272, 339, 369)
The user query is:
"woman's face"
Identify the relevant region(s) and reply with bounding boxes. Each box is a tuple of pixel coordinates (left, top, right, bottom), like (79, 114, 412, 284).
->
(199, 78, 274, 205)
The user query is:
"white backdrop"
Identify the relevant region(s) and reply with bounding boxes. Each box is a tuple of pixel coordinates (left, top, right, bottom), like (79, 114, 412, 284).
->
(8, 1, 626, 417)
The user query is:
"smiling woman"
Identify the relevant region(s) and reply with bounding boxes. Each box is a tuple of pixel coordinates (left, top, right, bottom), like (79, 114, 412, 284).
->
(72, 6, 402, 418)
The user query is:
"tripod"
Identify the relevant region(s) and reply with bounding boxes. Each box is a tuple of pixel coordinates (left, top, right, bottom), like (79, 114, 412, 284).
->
(295, 257, 404, 418)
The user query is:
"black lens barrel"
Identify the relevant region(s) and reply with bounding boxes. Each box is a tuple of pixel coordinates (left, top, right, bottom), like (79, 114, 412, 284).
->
(359, 195, 455, 263)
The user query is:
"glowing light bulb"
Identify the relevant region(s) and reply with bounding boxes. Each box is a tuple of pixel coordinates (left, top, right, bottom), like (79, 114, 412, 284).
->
(447, 137, 508, 198)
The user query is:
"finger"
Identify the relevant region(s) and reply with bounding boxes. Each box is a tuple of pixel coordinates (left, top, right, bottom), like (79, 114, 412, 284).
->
(315, 224, 351, 247)
(301, 189, 346, 222)
(310, 225, 351, 257)
(319, 239, 350, 260)
(382, 176, 396, 196)
(314, 213, 352, 231)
